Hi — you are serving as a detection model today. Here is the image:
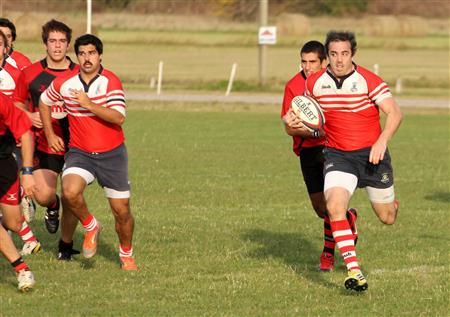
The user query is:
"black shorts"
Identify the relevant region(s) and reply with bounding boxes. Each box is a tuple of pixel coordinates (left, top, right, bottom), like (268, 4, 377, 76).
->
(0, 156, 18, 201)
(33, 150, 65, 174)
(299, 145, 325, 194)
(323, 147, 394, 189)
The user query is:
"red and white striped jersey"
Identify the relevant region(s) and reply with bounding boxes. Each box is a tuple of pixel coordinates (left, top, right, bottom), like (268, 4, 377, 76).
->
(0, 60, 21, 97)
(6, 50, 32, 71)
(281, 71, 325, 156)
(40, 67, 126, 153)
(305, 65, 392, 151)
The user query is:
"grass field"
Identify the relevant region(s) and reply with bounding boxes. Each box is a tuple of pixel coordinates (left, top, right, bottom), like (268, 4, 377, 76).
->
(0, 101, 448, 316)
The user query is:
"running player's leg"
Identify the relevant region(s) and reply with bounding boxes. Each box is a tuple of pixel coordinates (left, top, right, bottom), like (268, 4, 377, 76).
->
(99, 145, 136, 270)
(0, 225, 35, 291)
(0, 163, 40, 255)
(363, 149, 399, 225)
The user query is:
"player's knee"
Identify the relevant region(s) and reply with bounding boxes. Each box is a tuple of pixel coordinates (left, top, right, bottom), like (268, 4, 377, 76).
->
(61, 184, 81, 203)
(34, 187, 56, 206)
(4, 217, 22, 233)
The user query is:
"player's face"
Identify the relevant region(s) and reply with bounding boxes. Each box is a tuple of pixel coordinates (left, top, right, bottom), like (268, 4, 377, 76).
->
(0, 27, 13, 51)
(301, 52, 324, 77)
(327, 40, 353, 78)
(45, 31, 69, 63)
(77, 44, 101, 75)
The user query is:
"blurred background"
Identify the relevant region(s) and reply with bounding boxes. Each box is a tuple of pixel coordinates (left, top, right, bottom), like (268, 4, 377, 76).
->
(3, 0, 449, 97)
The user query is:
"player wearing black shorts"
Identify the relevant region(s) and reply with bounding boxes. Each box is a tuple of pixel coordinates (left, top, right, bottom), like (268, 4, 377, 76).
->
(281, 41, 358, 272)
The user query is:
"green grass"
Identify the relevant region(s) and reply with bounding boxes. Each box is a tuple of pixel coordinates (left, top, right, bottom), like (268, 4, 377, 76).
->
(0, 101, 448, 316)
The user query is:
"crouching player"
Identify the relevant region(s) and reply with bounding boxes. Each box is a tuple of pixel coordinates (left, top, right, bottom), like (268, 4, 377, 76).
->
(0, 93, 36, 291)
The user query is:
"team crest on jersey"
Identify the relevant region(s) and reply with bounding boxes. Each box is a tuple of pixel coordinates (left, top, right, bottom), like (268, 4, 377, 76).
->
(381, 173, 390, 184)
(6, 193, 17, 201)
(350, 82, 358, 92)
(0, 78, 3, 85)
(95, 85, 101, 95)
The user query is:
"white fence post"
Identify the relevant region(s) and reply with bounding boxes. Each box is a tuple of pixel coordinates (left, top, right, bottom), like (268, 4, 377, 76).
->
(157, 61, 163, 96)
(225, 63, 238, 96)
(395, 78, 403, 95)
(373, 63, 379, 75)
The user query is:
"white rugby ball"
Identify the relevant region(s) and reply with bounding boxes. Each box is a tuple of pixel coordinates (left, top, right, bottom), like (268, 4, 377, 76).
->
(290, 95, 325, 131)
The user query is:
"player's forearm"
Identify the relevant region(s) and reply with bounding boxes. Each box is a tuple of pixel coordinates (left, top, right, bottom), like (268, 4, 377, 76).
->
(85, 101, 125, 126)
(39, 101, 56, 137)
(379, 101, 403, 143)
(14, 101, 28, 111)
(20, 130, 34, 167)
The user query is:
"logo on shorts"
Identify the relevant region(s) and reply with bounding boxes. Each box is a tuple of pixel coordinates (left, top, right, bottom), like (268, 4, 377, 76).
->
(324, 162, 334, 170)
(6, 193, 17, 201)
(381, 173, 390, 184)
(350, 82, 358, 92)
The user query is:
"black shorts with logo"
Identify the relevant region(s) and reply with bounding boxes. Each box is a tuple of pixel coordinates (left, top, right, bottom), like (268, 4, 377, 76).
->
(33, 150, 65, 174)
(323, 147, 394, 189)
(0, 156, 18, 199)
(299, 145, 325, 194)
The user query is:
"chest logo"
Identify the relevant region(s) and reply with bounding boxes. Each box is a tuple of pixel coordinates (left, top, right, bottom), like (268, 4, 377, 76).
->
(350, 82, 358, 92)
(321, 84, 332, 89)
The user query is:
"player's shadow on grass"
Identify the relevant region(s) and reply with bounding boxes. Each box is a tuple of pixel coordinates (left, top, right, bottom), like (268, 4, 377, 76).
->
(241, 229, 337, 289)
(424, 191, 450, 203)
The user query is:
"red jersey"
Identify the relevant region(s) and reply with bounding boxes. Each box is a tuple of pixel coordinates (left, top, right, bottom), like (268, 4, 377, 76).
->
(14, 58, 79, 155)
(6, 50, 32, 71)
(0, 60, 21, 97)
(40, 66, 126, 153)
(281, 70, 325, 156)
(305, 65, 392, 151)
(0, 93, 31, 157)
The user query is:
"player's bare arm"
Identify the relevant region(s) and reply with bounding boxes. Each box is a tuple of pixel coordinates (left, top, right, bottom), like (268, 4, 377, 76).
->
(14, 101, 43, 128)
(70, 88, 125, 126)
(38, 99, 65, 153)
(369, 97, 403, 164)
(20, 130, 36, 197)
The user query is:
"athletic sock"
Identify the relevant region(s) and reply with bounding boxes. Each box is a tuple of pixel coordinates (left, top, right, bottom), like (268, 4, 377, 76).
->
(18, 216, 38, 243)
(323, 215, 335, 256)
(331, 219, 360, 271)
(119, 244, 133, 258)
(11, 257, 29, 273)
(81, 214, 98, 232)
(47, 195, 59, 210)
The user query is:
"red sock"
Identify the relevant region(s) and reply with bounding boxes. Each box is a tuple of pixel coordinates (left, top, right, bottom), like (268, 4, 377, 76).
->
(81, 214, 98, 232)
(119, 244, 133, 257)
(11, 257, 29, 273)
(323, 215, 335, 255)
(18, 216, 37, 243)
(331, 219, 360, 271)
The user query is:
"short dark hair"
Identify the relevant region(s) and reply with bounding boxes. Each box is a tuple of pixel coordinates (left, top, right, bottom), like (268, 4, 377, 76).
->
(74, 34, 103, 55)
(325, 31, 357, 56)
(0, 30, 8, 51)
(300, 40, 326, 62)
(0, 18, 16, 41)
(42, 19, 72, 44)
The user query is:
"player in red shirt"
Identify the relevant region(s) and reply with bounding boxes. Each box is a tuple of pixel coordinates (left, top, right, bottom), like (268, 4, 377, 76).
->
(305, 31, 402, 292)
(14, 20, 80, 259)
(0, 18, 32, 70)
(282, 41, 358, 272)
(0, 93, 36, 291)
(0, 30, 41, 255)
(39, 34, 137, 270)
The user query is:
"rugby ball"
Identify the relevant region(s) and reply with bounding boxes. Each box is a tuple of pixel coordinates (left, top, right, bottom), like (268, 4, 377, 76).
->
(290, 95, 325, 131)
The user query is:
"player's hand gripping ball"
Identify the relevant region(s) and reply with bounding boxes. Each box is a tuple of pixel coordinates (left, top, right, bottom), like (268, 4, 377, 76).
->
(290, 95, 325, 132)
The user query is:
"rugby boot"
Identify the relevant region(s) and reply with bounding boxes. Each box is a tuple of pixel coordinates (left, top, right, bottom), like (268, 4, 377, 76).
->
(344, 269, 368, 292)
(44, 195, 60, 234)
